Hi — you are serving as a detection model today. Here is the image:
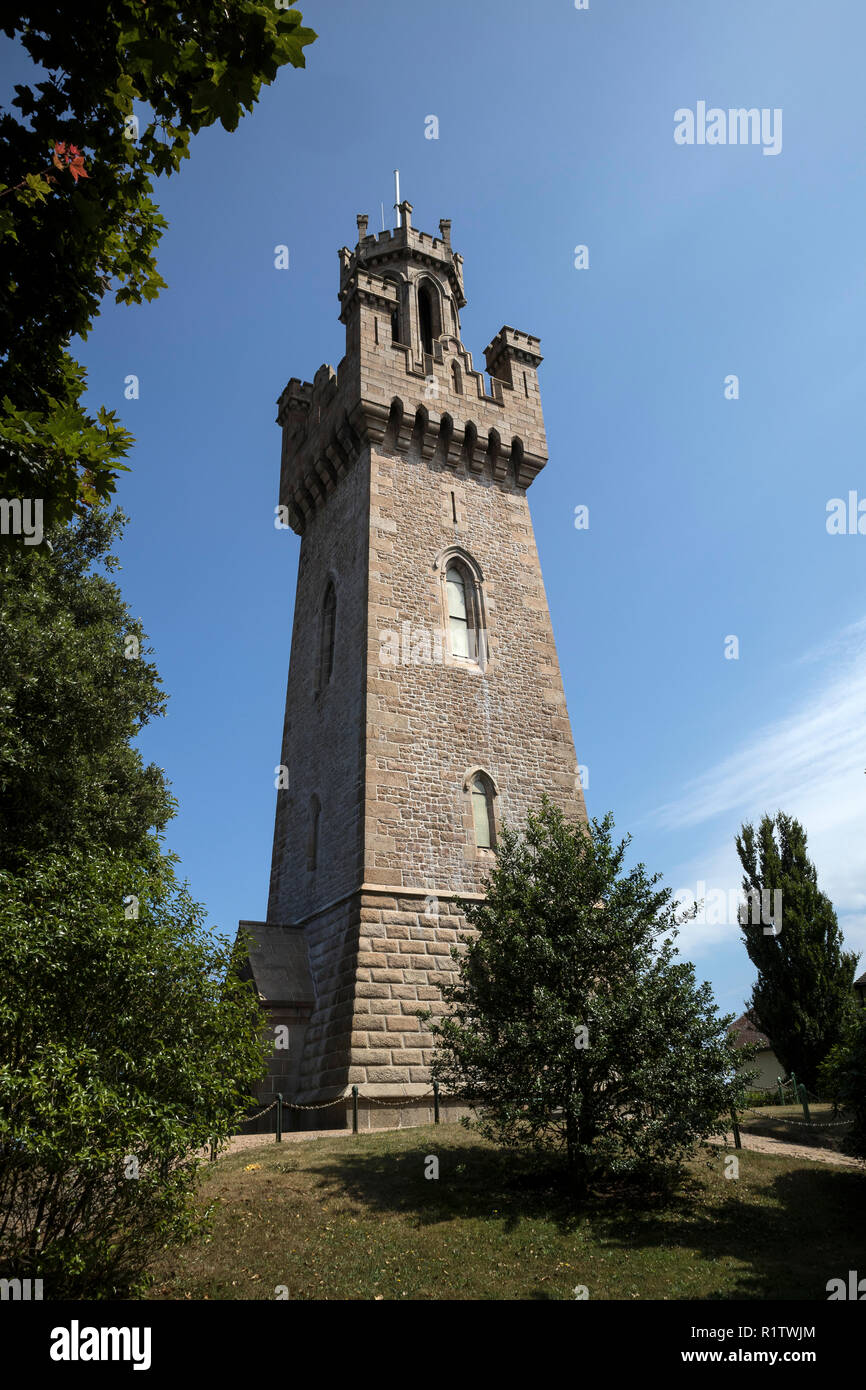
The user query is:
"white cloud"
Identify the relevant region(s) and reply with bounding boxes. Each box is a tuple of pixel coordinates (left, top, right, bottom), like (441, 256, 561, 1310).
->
(652, 618, 866, 966)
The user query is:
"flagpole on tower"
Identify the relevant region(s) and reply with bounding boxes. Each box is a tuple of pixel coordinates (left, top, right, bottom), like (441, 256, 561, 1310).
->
(394, 169, 400, 228)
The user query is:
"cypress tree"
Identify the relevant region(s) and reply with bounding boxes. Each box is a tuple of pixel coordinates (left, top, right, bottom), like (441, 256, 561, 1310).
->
(736, 812, 858, 1090)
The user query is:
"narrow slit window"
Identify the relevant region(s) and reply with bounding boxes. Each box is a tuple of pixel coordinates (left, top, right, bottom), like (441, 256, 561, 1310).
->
(307, 798, 320, 870)
(319, 583, 336, 690)
(387, 278, 401, 344)
(451, 491, 457, 524)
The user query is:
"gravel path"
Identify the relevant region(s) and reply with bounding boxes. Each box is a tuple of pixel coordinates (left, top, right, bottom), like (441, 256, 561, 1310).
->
(200, 1127, 396, 1160)
(711, 1130, 865, 1170)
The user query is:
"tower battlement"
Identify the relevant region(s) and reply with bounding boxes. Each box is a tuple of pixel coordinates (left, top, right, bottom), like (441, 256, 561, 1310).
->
(277, 211, 548, 534)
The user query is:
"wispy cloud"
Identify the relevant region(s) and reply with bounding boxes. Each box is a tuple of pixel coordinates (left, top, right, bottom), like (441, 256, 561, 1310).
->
(655, 622, 866, 837)
(652, 619, 866, 965)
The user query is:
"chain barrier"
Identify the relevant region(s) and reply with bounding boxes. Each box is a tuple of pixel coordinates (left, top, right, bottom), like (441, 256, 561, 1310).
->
(283, 1098, 352, 1111)
(747, 1085, 820, 1100)
(247, 1099, 278, 1121)
(241, 1099, 278, 1123)
(204, 1099, 278, 1163)
(279, 1095, 850, 1122)
(739, 1106, 851, 1130)
(244, 1094, 850, 1133)
(352, 1093, 437, 1107)
(280, 1092, 440, 1110)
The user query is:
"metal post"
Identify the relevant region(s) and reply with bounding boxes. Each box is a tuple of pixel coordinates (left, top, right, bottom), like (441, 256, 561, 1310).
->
(352, 1084, 359, 1134)
(276, 1092, 282, 1143)
(730, 1108, 742, 1150)
(433, 1080, 440, 1125)
(777, 1077, 784, 1106)
(798, 1083, 811, 1126)
(789, 1072, 797, 1107)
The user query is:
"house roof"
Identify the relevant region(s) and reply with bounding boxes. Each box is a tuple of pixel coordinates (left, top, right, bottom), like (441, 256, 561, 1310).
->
(237, 920, 314, 1007)
(729, 1012, 772, 1050)
(854, 971, 866, 990)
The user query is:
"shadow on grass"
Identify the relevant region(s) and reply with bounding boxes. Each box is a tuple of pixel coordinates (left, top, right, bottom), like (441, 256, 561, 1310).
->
(302, 1134, 866, 1299)
(305, 1135, 606, 1235)
(595, 1164, 866, 1299)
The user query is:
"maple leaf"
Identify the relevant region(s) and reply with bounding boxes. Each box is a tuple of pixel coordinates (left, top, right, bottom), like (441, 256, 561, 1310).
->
(51, 141, 89, 182)
(67, 145, 89, 182)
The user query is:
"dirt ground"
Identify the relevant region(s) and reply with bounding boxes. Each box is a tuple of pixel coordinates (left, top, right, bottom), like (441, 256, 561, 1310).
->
(203, 1129, 357, 1160)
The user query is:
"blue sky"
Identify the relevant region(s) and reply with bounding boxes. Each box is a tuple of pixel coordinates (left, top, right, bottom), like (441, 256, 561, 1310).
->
(8, 0, 865, 1019)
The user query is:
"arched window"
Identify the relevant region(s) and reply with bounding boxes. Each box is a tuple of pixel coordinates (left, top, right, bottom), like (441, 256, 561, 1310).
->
(318, 582, 336, 692)
(307, 795, 320, 870)
(470, 773, 496, 850)
(440, 552, 486, 665)
(451, 360, 463, 394)
(418, 283, 434, 355)
(445, 562, 471, 658)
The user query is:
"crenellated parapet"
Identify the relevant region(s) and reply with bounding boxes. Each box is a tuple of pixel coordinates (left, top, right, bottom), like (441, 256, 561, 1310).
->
(276, 210, 550, 534)
(338, 205, 466, 312)
(484, 326, 544, 385)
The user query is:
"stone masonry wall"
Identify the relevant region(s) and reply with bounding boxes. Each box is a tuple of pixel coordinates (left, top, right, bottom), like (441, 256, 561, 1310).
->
(364, 432, 586, 902)
(267, 457, 369, 924)
(350, 889, 466, 1092)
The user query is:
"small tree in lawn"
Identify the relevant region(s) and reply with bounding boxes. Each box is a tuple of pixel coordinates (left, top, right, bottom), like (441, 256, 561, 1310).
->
(424, 799, 750, 1191)
(736, 812, 858, 1091)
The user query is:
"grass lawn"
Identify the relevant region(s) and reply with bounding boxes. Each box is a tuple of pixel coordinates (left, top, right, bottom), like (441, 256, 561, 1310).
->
(145, 1124, 866, 1301)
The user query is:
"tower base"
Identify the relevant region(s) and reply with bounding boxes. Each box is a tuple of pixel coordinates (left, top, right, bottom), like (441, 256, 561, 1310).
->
(240, 888, 476, 1128)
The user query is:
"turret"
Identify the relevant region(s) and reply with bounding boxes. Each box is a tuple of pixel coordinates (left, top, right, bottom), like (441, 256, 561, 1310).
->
(277, 205, 549, 535)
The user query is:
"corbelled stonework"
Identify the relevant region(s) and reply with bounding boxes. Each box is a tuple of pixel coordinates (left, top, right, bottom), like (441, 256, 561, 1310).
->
(240, 203, 586, 1129)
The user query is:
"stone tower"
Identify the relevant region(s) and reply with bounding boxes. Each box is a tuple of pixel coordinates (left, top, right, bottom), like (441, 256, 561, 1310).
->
(240, 202, 587, 1128)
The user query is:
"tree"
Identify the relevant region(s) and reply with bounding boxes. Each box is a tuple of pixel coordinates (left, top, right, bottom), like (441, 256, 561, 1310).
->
(1, 2, 316, 524)
(736, 812, 858, 1091)
(0, 850, 268, 1297)
(424, 799, 750, 1191)
(818, 1010, 866, 1158)
(0, 507, 174, 870)
(0, 507, 268, 1293)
